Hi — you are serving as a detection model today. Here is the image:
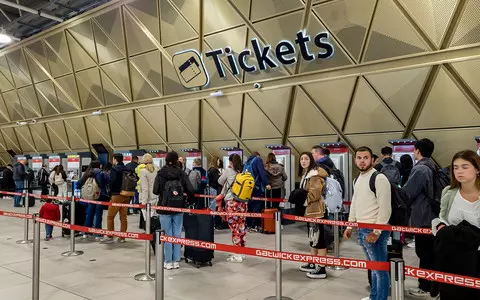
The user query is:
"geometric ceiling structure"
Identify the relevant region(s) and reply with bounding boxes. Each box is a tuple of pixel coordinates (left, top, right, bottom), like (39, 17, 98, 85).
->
(0, 0, 478, 167)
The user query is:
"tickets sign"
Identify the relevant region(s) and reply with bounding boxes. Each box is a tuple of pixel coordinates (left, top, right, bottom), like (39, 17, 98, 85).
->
(48, 156, 60, 170)
(31, 156, 43, 170)
(67, 155, 80, 169)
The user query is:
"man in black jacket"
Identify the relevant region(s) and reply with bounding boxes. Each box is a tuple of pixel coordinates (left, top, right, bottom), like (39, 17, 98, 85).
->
(101, 153, 129, 244)
(125, 156, 139, 215)
(13, 159, 27, 207)
(3, 164, 15, 194)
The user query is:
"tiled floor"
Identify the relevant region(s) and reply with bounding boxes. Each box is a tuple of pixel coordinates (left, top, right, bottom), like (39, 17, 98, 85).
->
(0, 198, 427, 300)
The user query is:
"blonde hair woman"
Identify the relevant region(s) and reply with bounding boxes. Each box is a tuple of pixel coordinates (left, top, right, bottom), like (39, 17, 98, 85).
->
(139, 154, 159, 219)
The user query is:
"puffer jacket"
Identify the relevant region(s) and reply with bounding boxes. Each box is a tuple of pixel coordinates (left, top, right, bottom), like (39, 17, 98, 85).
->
(403, 157, 436, 227)
(300, 167, 328, 218)
(139, 165, 159, 205)
(265, 161, 287, 189)
(153, 165, 195, 215)
(218, 167, 238, 201)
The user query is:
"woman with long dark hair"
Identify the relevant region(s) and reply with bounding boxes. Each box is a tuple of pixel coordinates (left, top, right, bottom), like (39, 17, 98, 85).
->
(400, 154, 414, 187)
(53, 165, 67, 198)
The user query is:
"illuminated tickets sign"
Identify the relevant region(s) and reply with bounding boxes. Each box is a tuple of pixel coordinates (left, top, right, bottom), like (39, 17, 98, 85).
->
(67, 155, 80, 170)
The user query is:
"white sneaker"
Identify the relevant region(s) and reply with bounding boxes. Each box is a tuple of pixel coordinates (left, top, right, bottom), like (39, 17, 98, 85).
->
(361, 297, 370, 300)
(173, 262, 180, 269)
(408, 288, 430, 297)
(407, 241, 415, 248)
(117, 238, 126, 243)
(164, 263, 173, 270)
(227, 254, 244, 263)
(100, 236, 114, 244)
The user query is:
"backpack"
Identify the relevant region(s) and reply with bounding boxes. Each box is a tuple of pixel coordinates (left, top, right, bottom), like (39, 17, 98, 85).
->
(161, 179, 185, 208)
(324, 176, 343, 213)
(429, 167, 450, 215)
(231, 172, 255, 202)
(320, 164, 345, 198)
(54, 173, 64, 185)
(120, 171, 139, 197)
(26, 168, 35, 183)
(380, 160, 401, 186)
(355, 171, 410, 226)
(81, 177, 101, 200)
(37, 169, 49, 185)
(187, 169, 201, 192)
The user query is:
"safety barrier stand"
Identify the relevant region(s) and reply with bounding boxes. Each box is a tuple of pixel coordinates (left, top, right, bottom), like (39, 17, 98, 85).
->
(390, 258, 405, 300)
(155, 230, 165, 300)
(327, 208, 348, 271)
(17, 180, 33, 244)
(32, 213, 40, 300)
(135, 203, 154, 281)
(61, 195, 83, 257)
(264, 211, 292, 300)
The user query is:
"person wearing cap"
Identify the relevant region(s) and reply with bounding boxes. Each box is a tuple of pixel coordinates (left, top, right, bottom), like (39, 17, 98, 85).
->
(139, 154, 159, 221)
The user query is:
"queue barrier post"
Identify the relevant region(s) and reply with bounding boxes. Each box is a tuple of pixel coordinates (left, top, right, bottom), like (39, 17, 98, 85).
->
(155, 230, 165, 300)
(17, 179, 33, 244)
(264, 211, 292, 300)
(135, 203, 154, 281)
(327, 208, 348, 271)
(32, 213, 40, 300)
(390, 258, 405, 300)
(61, 195, 83, 257)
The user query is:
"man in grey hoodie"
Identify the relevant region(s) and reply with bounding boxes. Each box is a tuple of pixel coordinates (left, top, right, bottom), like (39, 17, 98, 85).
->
(402, 138, 437, 297)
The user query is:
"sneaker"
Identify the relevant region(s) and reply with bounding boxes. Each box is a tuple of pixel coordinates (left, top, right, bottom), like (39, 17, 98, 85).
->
(408, 288, 430, 297)
(100, 236, 114, 244)
(407, 241, 415, 248)
(361, 297, 371, 300)
(299, 263, 316, 272)
(82, 234, 88, 239)
(173, 262, 180, 269)
(306, 266, 327, 279)
(117, 238, 126, 243)
(164, 263, 173, 270)
(227, 254, 244, 263)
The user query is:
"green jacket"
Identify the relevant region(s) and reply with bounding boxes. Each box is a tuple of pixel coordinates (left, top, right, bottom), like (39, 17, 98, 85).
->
(439, 186, 457, 221)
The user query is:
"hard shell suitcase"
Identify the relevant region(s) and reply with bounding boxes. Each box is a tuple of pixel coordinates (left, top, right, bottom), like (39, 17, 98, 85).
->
(183, 212, 214, 267)
(61, 201, 86, 236)
(261, 191, 277, 234)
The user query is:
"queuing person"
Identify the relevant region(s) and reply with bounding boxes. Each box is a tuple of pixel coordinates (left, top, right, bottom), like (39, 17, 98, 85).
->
(78, 160, 107, 240)
(375, 146, 401, 186)
(0, 166, 5, 198)
(297, 152, 328, 279)
(52, 165, 67, 198)
(39, 198, 60, 241)
(189, 158, 207, 208)
(265, 153, 287, 209)
(244, 151, 270, 232)
(179, 156, 189, 174)
(207, 156, 222, 210)
(102, 153, 129, 244)
(3, 164, 15, 194)
(400, 154, 414, 187)
(136, 158, 146, 229)
(432, 150, 480, 299)
(344, 146, 391, 300)
(126, 156, 140, 215)
(153, 151, 194, 270)
(13, 159, 27, 207)
(49, 166, 59, 196)
(311, 145, 345, 198)
(36, 164, 50, 196)
(217, 154, 246, 262)
(139, 154, 159, 220)
(402, 138, 438, 297)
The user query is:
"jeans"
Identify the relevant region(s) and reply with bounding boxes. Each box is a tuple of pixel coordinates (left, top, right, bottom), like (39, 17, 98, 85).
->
(45, 224, 53, 238)
(85, 203, 104, 230)
(159, 213, 184, 264)
(358, 229, 390, 300)
(129, 190, 140, 214)
(247, 189, 263, 228)
(415, 232, 435, 291)
(208, 187, 217, 211)
(14, 180, 24, 207)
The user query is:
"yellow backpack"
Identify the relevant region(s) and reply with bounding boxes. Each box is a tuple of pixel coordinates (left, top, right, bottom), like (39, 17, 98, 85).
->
(231, 172, 255, 202)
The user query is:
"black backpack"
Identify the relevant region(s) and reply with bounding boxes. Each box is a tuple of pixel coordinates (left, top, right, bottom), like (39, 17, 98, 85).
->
(428, 167, 450, 215)
(355, 171, 410, 226)
(37, 168, 49, 185)
(160, 179, 185, 208)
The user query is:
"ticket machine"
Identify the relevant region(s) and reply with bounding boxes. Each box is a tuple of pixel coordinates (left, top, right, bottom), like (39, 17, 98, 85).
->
(319, 142, 353, 201)
(389, 139, 416, 163)
(31, 155, 44, 176)
(475, 136, 480, 156)
(147, 150, 167, 169)
(48, 154, 62, 171)
(181, 148, 207, 170)
(66, 152, 93, 180)
(265, 145, 295, 200)
(114, 150, 145, 166)
(220, 146, 246, 171)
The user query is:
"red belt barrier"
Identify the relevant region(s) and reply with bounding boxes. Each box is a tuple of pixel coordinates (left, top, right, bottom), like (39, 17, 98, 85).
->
(0, 210, 33, 219)
(151, 205, 273, 219)
(75, 198, 145, 209)
(0, 191, 24, 196)
(159, 235, 388, 271)
(35, 217, 152, 241)
(405, 266, 480, 290)
(193, 193, 288, 203)
(283, 214, 433, 235)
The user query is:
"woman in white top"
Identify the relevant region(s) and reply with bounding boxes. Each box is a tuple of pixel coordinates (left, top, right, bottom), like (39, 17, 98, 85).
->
(52, 165, 67, 198)
(139, 154, 159, 220)
(432, 149, 480, 299)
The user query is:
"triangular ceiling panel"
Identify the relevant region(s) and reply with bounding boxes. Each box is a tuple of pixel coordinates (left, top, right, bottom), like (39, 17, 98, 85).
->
(46, 120, 70, 150)
(344, 78, 404, 134)
(202, 101, 236, 141)
(415, 67, 480, 129)
(289, 88, 335, 136)
(25, 41, 50, 83)
(241, 96, 281, 139)
(124, 5, 158, 56)
(0, 68, 14, 91)
(202, 140, 237, 160)
(92, 20, 125, 64)
(243, 138, 282, 157)
(35, 80, 60, 116)
(94, 8, 125, 58)
(230, 0, 250, 18)
(166, 105, 197, 143)
(0, 95, 10, 123)
(85, 115, 113, 148)
(130, 50, 162, 100)
(6, 50, 31, 87)
(398, 0, 457, 47)
(206, 94, 242, 135)
(314, 0, 376, 61)
(135, 109, 165, 145)
(14, 127, 36, 153)
(414, 127, 480, 167)
(68, 20, 98, 62)
(100, 69, 130, 105)
(160, 0, 198, 46)
(302, 77, 357, 129)
(76, 68, 104, 109)
(288, 135, 338, 155)
(0, 56, 13, 86)
(251, 0, 303, 21)
(347, 132, 403, 154)
(168, 101, 199, 136)
(43, 36, 72, 77)
(126, 0, 160, 42)
(64, 118, 89, 150)
(102, 60, 131, 101)
(451, 58, 480, 100)
(30, 124, 51, 152)
(66, 32, 96, 71)
(366, 67, 430, 125)
(17, 86, 41, 118)
(109, 111, 136, 147)
(248, 87, 291, 131)
(55, 75, 80, 113)
(450, 0, 480, 47)
(2, 90, 24, 121)
(364, 0, 429, 62)
(1, 127, 21, 153)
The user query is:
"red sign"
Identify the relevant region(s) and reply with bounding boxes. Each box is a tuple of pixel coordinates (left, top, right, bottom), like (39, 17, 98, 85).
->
(273, 149, 290, 155)
(393, 145, 415, 153)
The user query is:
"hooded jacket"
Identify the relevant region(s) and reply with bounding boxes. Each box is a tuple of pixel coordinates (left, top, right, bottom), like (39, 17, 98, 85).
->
(109, 162, 126, 195)
(300, 167, 328, 218)
(316, 156, 335, 173)
(403, 157, 437, 227)
(244, 155, 269, 192)
(13, 163, 26, 181)
(154, 165, 195, 214)
(139, 165, 159, 205)
(265, 161, 288, 189)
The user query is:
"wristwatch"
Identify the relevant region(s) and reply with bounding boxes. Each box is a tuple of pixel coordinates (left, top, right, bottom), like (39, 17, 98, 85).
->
(373, 229, 382, 236)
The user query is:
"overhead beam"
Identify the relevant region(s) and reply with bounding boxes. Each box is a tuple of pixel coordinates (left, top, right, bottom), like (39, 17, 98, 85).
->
(0, 0, 63, 22)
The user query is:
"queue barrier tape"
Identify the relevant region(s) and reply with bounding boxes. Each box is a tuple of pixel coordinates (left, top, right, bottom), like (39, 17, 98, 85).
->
(151, 205, 274, 219)
(0, 210, 33, 219)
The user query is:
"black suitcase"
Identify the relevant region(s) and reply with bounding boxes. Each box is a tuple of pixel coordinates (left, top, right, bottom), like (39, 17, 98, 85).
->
(183, 212, 214, 267)
(61, 202, 87, 236)
(150, 215, 162, 254)
(22, 188, 35, 207)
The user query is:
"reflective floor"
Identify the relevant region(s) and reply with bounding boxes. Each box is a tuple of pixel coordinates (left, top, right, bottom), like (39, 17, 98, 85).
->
(0, 198, 426, 300)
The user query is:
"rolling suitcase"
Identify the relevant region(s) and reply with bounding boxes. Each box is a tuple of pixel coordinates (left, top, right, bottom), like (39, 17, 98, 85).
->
(61, 201, 87, 236)
(261, 191, 277, 234)
(183, 212, 214, 267)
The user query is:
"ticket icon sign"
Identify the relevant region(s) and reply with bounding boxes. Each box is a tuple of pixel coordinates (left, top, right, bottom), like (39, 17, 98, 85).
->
(172, 50, 209, 89)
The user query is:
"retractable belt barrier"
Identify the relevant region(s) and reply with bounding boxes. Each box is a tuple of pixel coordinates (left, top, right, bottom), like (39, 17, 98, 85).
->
(0, 210, 33, 219)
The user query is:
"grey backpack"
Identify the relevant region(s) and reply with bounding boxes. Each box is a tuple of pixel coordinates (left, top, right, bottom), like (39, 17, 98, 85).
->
(380, 160, 400, 186)
(187, 169, 201, 191)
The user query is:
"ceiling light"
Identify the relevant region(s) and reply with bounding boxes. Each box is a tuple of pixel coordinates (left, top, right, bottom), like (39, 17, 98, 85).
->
(92, 110, 103, 116)
(0, 33, 12, 44)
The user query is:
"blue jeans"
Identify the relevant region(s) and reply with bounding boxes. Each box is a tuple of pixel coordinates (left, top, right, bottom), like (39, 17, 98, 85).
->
(85, 203, 104, 230)
(45, 224, 53, 238)
(159, 213, 183, 264)
(129, 190, 139, 214)
(14, 180, 24, 207)
(208, 187, 217, 211)
(358, 229, 390, 300)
